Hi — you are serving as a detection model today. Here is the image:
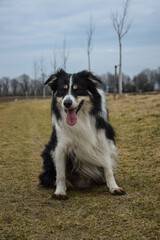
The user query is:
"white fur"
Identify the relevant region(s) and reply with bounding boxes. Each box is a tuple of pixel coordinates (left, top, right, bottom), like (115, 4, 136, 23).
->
(97, 88, 108, 118)
(68, 75, 73, 94)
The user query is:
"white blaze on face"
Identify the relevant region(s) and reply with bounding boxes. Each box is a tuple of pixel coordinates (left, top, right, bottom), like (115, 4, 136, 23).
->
(62, 75, 78, 126)
(62, 75, 78, 108)
(68, 74, 72, 94)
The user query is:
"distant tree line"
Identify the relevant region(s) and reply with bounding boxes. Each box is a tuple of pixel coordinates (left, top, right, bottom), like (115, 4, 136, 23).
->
(0, 74, 50, 97)
(100, 66, 160, 93)
(0, 66, 160, 97)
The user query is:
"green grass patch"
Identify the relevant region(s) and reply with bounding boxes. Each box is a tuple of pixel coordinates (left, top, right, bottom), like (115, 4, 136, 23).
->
(0, 95, 160, 240)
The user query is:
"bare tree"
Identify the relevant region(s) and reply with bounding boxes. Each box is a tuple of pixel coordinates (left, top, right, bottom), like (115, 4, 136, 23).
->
(61, 37, 69, 71)
(11, 78, 18, 96)
(114, 65, 118, 99)
(39, 55, 47, 98)
(51, 48, 58, 72)
(33, 59, 38, 82)
(0, 79, 3, 96)
(111, 0, 132, 95)
(33, 59, 39, 98)
(2, 77, 10, 96)
(86, 14, 95, 71)
(19, 74, 30, 97)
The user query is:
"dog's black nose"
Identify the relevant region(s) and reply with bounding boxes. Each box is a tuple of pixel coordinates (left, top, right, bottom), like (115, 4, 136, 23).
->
(64, 99, 72, 108)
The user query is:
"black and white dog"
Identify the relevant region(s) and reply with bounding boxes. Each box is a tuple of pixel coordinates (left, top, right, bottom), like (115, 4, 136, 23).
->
(39, 69, 125, 199)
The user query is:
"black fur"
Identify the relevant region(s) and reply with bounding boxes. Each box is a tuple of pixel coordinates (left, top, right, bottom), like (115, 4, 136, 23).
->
(39, 127, 57, 188)
(96, 116, 116, 143)
(51, 97, 62, 121)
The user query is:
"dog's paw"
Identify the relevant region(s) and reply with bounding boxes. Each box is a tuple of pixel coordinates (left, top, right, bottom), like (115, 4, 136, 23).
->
(52, 193, 69, 200)
(109, 187, 126, 196)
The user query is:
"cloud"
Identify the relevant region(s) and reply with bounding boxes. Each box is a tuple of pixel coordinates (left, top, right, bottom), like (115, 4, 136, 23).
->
(0, 0, 160, 78)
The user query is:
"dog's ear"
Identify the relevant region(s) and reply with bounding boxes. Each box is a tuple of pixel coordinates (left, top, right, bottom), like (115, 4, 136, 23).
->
(78, 70, 102, 86)
(88, 72, 102, 85)
(44, 74, 57, 86)
(44, 69, 66, 91)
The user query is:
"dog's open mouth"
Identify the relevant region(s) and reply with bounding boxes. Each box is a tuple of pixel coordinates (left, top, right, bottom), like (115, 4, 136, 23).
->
(65, 100, 84, 126)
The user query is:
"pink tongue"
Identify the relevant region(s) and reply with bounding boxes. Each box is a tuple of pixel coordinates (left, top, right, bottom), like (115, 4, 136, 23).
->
(66, 109, 77, 126)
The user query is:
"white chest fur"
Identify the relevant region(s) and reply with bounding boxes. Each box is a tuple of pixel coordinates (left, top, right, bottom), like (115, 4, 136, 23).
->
(54, 111, 117, 170)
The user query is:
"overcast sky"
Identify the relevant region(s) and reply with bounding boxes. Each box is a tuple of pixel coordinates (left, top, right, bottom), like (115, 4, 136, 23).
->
(0, 0, 160, 79)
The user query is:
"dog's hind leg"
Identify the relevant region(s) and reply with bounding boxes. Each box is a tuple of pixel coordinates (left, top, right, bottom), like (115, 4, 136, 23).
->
(39, 127, 57, 188)
(39, 146, 56, 188)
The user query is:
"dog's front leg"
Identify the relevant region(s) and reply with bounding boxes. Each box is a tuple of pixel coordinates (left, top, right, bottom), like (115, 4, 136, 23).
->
(104, 160, 126, 195)
(52, 147, 68, 200)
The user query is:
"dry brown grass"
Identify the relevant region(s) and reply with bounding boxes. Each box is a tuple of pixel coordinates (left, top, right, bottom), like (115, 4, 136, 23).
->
(0, 94, 160, 240)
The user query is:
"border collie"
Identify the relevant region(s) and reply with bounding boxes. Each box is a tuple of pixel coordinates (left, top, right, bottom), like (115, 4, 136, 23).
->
(39, 69, 125, 199)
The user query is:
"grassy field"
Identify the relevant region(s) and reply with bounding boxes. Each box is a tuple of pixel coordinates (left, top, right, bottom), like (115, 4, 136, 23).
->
(0, 94, 160, 240)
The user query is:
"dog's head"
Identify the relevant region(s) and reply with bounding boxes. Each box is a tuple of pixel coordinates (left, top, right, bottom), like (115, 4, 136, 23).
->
(45, 69, 102, 126)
